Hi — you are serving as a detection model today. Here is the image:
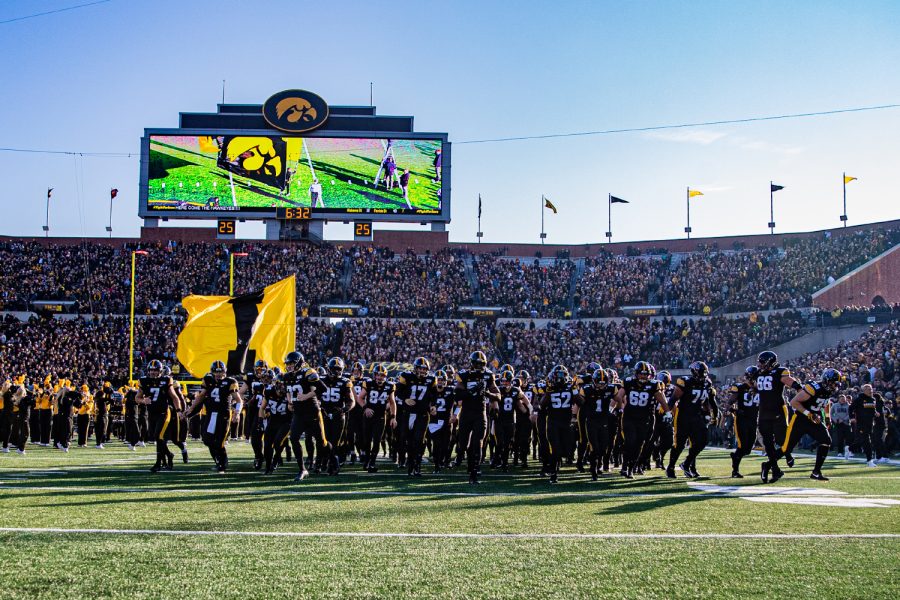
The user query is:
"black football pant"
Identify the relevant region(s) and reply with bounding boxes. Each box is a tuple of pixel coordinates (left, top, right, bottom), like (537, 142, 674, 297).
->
(291, 411, 328, 473)
(731, 412, 759, 471)
(429, 423, 451, 469)
(125, 414, 140, 446)
(576, 410, 588, 466)
(621, 418, 650, 471)
(151, 408, 175, 467)
(321, 412, 346, 473)
(138, 407, 149, 443)
(513, 419, 531, 465)
(404, 413, 430, 473)
(638, 414, 659, 468)
(544, 415, 573, 476)
(584, 416, 608, 474)
(778, 413, 831, 472)
(759, 415, 785, 470)
(393, 408, 408, 465)
(345, 407, 364, 460)
(668, 416, 708, 472)
(873, 423, 887, 459)
(263, 416, 291, 472)
(361, 412, 387, 468)
(856, 418, 874, 461)
(244, 408, 263, 463)
(536, 414, 549, 467)
(30, 409, 40, 444)
(650, 414, 674, 466)
(493, 417, 515, 468)
(457, 412, 487, 475)
(201, 409, 232, 470)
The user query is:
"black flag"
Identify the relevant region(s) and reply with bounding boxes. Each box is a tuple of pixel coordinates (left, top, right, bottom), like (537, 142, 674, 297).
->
(770, 184, 784, 192)
(478, 194, 482, 218)
(610, 196, 629, 204)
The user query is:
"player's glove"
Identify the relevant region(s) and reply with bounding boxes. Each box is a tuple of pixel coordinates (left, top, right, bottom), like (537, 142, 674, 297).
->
(662, 412, 673, 424)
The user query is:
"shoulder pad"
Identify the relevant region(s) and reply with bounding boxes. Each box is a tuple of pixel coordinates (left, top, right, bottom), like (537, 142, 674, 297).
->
(729, 385, 739, 393)
(675, 377, 687, 387)
(804, 383, 819, 396)
(780, 368, 791, 378)
(306, 370, 320, 382)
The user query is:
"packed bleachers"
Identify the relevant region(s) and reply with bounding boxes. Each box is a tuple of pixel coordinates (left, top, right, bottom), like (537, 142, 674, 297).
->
(347, 247, 470, 318)
(473, 254, 575, 318)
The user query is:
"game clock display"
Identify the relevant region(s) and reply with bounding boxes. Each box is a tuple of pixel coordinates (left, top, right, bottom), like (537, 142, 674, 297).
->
(143, 134, 445, 219)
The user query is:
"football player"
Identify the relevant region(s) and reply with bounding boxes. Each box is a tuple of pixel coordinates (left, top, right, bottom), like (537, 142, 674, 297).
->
(649, 370, 674, 470)
(729, 366, 761, 478)
(581, 367, 615, 480)
(539, 365, 583, 484)
(513, 370, 533, 468)
(614, 361, 670, 479)
(318, 357, 354, 475)
(396, 357, 432, 470)
(427, 369, 455, 472)
(575, 361, 603, 472)
(136, 360, 183, 472)
(161, 366, 189, 464)
(260, 369, 292, 475)
(283, 351, 329, 481)
(357, 363, 397, 472)
(453, 351, 500, 484)
(666, 361, 718, 478)
(776, 368, 842, 481)
(241, 359, 268, 470)
(755, 351, 800, 483)
(494, 371, 527, 472)
(184, 361, 241, 474)
(346, 361, 367, 465)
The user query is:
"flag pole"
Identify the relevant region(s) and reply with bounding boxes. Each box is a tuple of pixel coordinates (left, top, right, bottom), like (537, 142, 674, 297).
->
(129, 251, 137, 383)
(769, 181, 775, 235)
(477, 194, 482, 244)
(540, 195, 545, 245)
(107, 190, 114, 238)
(841, 172, 848, 227)
(685, 187, 691, 239)
(43, 189, 50, 238)
(606, 194, 612, 243)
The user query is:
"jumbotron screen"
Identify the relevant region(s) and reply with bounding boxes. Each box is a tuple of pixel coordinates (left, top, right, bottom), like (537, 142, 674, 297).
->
(143, 134, 445, 217)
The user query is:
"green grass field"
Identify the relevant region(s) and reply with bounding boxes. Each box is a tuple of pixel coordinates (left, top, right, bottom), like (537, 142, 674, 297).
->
(1, 443, 898, 599)
(147, 136, 441, 212)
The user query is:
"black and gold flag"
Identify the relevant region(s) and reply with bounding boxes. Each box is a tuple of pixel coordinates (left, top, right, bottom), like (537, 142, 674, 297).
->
(176, 276, 296, 377)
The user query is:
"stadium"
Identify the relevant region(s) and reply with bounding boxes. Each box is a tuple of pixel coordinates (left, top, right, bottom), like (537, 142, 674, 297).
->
(2, 2, 900, 599)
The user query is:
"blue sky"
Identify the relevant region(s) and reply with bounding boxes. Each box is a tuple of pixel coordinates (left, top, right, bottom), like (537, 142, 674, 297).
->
(1, 0, 898, 244)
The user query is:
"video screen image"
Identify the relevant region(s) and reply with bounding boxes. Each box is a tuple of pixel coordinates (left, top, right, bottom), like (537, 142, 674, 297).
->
(146, 135, 444, 215)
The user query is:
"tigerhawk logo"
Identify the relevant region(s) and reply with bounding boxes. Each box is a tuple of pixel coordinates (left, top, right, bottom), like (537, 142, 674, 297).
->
(262, 89, 329, 133)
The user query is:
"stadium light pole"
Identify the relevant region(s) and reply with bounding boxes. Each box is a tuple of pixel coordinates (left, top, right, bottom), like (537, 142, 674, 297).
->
(129, 250, 149, 383)
(230, 252, 249, 296)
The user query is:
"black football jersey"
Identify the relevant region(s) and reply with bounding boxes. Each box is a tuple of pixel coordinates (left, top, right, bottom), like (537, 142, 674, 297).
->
(497, 385, 524, 422)
(582, 382, 615, 419)
(320, 374, 354, 414)
(756, 366, 791, 418)
(621, 377, 663, 420)
(730, 382, 759, 416)
(204, 377, 238, 414)
(431, 387, 455, 419)
(673, 375, 716, 420)
(364, 380, 395, 415)
(282, 368, 324, 416)
(456, 369, 497, 416)
(264, 383, 290, 417)
(797, 381, 831, 413)
(541, 381, 582, 419)
(139, 376, 174, 415)
(397, 371, 437, 414)
(248, 381, 266, 410)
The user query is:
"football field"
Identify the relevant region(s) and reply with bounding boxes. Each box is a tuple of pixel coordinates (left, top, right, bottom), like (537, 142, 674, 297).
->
(1, 444, 898, 599)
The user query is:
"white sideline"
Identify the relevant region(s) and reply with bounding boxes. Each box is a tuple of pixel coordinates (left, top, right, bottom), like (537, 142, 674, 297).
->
(1, 527, 898, 540)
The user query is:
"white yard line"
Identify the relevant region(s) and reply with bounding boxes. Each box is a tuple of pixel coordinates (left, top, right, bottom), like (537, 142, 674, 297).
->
(0, 527, 897, 540)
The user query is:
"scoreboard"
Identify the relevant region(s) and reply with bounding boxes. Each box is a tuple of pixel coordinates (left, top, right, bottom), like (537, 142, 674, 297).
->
(138, 90, 450, 233)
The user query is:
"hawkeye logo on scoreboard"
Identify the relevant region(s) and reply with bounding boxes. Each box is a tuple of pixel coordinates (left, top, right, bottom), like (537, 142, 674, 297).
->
(262, 89, 329, 133)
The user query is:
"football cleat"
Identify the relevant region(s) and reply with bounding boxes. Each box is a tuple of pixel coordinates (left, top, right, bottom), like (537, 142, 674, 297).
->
(785, 454, 795, 468)
(294, 470, 309, 482)
(760, 462, 770, 483)
(809, 472, 829, 481)
(769, 468, 784, 483)
(731, 471, 744, 479)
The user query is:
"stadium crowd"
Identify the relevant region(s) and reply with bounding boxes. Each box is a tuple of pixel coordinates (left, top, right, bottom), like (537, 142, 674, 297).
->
(473, 254, 575, 318)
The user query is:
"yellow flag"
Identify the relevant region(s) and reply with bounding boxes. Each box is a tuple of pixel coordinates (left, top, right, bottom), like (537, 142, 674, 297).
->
(176, 276, 296, 377)
(688, 190, 704, 198)
(844, 175, 857, 184)
(544, 196, 558, 213)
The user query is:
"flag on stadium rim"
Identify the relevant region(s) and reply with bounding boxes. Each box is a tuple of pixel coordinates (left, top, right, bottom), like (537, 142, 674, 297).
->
(176, 276, 296, 377)
(688, 189, 704, 198)
(110, 188, 118, 200)
(844, 175, 857, 183)
(610, 195, 629, 204)
(47, 188, 53, 200)
(770, 183, 784, 192)
(543, 196, 558, 213)
(478, 194, 482, 218)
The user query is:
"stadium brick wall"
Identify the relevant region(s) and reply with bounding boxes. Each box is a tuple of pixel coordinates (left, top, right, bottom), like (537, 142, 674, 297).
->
(812, 244, 900, 309)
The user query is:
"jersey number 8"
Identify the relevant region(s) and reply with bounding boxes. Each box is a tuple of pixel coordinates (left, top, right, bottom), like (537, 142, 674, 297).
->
(628, 391, 650, 407)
